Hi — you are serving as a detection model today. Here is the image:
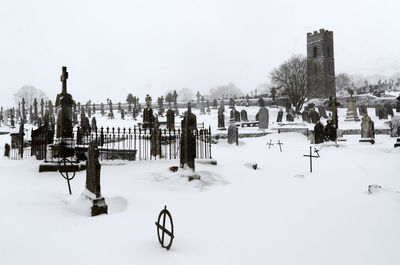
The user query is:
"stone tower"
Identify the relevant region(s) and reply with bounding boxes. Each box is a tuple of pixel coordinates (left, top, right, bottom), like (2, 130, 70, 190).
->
(306, 29, 336, 99)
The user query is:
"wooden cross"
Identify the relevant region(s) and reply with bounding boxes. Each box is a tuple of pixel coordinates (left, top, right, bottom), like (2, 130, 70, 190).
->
(277, 140, 283, 152)
(60, 66, 68, 94)
(267, 139, 274, 149)
(303, 146, 320, 173)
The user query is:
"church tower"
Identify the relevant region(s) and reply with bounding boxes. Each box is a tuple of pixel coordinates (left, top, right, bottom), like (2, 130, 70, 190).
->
(306, 29, 336, 99)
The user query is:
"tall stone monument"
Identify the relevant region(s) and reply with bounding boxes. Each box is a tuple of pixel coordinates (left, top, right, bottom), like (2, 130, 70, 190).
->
(344, 91, 360, 122)
(180, 102, 197, 171)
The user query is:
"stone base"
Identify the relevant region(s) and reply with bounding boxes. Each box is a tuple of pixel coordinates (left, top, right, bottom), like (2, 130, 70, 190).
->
(188, 174, 201, 181)
(91, 197, 108, 216)
(359, 138, 375, 144)
(217, 127, 226, 130)
(394, 138, 400, 148)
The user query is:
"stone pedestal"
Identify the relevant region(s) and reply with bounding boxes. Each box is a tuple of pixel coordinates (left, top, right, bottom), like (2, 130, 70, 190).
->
(344, 96, 360, 122)
(91, 197, 108, 216)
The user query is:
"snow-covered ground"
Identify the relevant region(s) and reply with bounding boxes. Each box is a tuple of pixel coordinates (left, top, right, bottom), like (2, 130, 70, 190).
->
(0, 129, 399, 265)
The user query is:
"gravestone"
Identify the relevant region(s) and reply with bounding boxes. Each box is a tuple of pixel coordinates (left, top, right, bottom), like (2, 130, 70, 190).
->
(358, 105, 368, 116)
(91, 117, 97, 131)
(227, 122, 239, 145)
(180, 103, 197, 171)
(384, 103, 394, 117)
(151, 118, 161, 157)
(4, 143, 10, 157)
(217, 105, 225, 129)
(206, 100, 211, 114)
(329, 97, 340, 128)
(258, 97, 266, 107)
(344, 92, 360, 121)
(314, 121, 324, 144)
(309, 109, 320, 123)
(100, 103, 105, 116)
(258, 107, 269, 129)
(80, 107, 91, 134)
(276, 109, 283, 122)
(396, 96, 400, 112)
(302, 111, 310, 123)
(240, 109, 248, 122)
(142, 94, 155, 129)
(200, 96, 206, 115)
(285, 102, 291, 113)
(286, 112, 294, 122)
(390, 116, 400, 137)
(317, 106, 327, 118)
(359, 114, 375, 144)
(85, 141, 108, 216)
(166, 105, 175, 130)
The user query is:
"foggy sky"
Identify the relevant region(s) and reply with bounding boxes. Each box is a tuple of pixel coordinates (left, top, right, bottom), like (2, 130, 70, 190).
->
(0, 0, 399, 107)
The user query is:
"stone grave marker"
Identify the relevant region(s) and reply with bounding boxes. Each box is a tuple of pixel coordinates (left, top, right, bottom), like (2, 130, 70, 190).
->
(258, 107, 269, 129)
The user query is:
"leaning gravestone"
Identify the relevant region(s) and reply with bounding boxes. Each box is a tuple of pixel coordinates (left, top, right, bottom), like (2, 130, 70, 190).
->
(302, 111, 310, 123)
(317, 106, 327, 118)
(309, 109, 320, 124)
(227, 122, 238, 145)
(276, 109, 283, 122)
(85, 141, 108, 216)
(258, 107, 269, 129)
(314, 121, 324, 144)
(359, 114, 375, 144)
(240, 109, 248, 122)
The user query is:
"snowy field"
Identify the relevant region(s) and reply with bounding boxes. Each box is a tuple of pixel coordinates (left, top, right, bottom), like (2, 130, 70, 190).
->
(0, 128, 400, 265)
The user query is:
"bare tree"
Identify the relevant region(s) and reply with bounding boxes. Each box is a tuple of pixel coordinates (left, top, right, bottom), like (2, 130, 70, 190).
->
(14, 85, 48, 107)
(336, 73, 352, 94)
(270, 54, 308, 112)
(209, 83, 244, 100)
(177, 88, 194, 102)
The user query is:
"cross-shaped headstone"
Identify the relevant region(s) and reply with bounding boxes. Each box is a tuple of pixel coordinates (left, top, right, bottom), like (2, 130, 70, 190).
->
(267, 139, 274, 149)
(277, 140, 283, 152)
(60, 66, 68, 94)
(303, 146, 320, 173)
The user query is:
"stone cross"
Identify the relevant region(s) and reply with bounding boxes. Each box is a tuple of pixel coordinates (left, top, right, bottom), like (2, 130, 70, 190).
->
(267, 139, 274, 149)
(277, 140, 283, 152)
(303, 146, 320, 173)
(196, 91, 201, 105)
(60, 66, 68, 94)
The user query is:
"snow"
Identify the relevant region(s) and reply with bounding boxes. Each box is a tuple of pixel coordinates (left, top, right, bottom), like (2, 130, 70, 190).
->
(0, 126, 400, 264)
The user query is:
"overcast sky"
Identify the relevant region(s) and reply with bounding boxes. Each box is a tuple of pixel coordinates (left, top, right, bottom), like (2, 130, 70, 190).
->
(0, 0, 399, 107)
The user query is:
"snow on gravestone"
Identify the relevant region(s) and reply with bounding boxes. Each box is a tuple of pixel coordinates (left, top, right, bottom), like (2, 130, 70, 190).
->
(85, 141, 108, 216)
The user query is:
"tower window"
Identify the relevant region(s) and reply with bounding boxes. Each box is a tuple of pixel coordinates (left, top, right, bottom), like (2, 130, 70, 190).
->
(313, 46, 318, 58)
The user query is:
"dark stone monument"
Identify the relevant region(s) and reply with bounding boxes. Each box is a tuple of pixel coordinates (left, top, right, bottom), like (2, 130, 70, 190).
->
(4, 143, 10, 157)
(258, 97, 266, 107)
(317, 106, 327, 118)
(142, 94, 155, 129)
(359, 113, 375, 144)
(258, 107, 269, 129)
(180, 102, 197, 171)
(230, 107, 240, 122)
(324, 120, 337, 142)
(396, 96, 400, 112)
(277, 109, 283, 122)
(151, 117, 161, 157)
(377, 105, 388, 120)
(314, 121, 324, 144)
(55, 66, 74, 142)
(359, 105, 368, 116)
(85, 141, 108, 216)
(200, 96, 206, 115)
(166, 104, 175, 130)
(240, 109, 248, 122)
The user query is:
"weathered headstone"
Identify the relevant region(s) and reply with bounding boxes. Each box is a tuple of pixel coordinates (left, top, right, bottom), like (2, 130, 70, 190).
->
(166, 105, 175, 130)
(358, 104, 368, 116)
(344, 92, 360, 121)
(227, 122, 238, 145)
(151, 117, 161, 157)
(324, 120, 337, 142)
(180, 102, 197, 171)
(258, 107, 269, 129)
(85, 141, 108, 216)
(359, 114, 375, 144)
(217, 105, 225, 129)
(377, 105, 388, 120)
(384, 103, 394, 117)
(240, 109, 248, 122)
(317, 106, 327, 119)
(230, 108, 240, 122)
(4, 143, 10, 157)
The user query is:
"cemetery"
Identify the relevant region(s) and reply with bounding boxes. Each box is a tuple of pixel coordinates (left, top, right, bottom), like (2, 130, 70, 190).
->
(1, 2, 400, 265)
